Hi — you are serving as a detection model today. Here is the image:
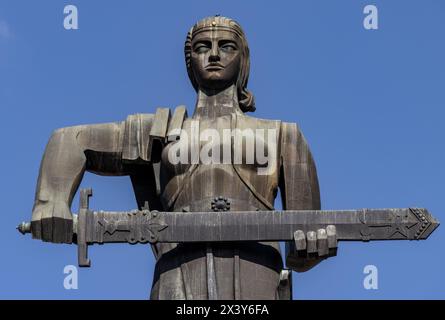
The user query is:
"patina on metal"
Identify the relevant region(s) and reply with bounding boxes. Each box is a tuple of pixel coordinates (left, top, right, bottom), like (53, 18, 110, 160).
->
(18, 188, 439, 268)
(18, 15, 439, 300)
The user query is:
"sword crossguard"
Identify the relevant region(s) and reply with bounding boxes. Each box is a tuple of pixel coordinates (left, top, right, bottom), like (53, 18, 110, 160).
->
(78, 188, 93, 267)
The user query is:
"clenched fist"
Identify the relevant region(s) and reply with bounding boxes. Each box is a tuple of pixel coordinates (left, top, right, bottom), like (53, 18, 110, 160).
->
(286, 225, 337, 272)
(31, 200, 73, 244)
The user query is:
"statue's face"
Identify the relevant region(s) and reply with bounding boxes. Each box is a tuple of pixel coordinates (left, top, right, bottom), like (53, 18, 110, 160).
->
(190, 30, 242, 91)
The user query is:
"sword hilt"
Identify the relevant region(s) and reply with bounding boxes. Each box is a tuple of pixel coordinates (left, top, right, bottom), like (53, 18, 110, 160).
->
(17, 188, 94, 268)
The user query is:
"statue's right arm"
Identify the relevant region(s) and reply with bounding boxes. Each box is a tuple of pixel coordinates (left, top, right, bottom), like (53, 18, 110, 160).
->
(32, 121, 127, 243)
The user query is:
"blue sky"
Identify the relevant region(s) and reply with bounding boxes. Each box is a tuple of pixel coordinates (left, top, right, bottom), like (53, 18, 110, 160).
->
(0, 0, 444, 299)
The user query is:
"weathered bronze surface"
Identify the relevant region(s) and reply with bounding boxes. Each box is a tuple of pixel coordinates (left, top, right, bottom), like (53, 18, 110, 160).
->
(19, 16, 439, 300)
(18, 190, 439, 267)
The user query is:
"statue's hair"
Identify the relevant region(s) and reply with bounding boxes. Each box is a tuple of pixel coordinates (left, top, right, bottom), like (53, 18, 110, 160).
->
(185, 16, 255, 113)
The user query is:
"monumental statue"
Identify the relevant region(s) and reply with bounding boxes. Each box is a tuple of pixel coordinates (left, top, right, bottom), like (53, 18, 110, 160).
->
(18, 16, 439, 300)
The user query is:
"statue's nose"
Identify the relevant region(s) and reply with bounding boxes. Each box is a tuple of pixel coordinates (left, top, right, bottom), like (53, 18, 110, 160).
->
(209, 47, 220, 62)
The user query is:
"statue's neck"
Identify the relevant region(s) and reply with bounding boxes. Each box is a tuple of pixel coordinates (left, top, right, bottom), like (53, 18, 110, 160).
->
(193, 85, 243, 119)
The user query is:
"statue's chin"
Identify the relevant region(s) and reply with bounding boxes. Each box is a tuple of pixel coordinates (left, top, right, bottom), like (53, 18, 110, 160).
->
(199, 79, 235, 93)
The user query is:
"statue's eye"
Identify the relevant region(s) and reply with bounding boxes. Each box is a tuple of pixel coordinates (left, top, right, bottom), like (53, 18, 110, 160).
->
(193, 42, 211, 54)
(220, 41, 238, 52)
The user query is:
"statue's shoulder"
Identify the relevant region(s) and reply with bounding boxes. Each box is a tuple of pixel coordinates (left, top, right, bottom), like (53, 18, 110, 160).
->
(279, 121, 314, 160)
(280, 120, 304, 138)
(234, 113, 306, 139)
(123, 106, 187, 163)
(235, 114, 307, 147)
(235, 113, 282, 130)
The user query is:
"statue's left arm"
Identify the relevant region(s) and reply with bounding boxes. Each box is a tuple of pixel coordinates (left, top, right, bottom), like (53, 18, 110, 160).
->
(279, 122, 336, 272)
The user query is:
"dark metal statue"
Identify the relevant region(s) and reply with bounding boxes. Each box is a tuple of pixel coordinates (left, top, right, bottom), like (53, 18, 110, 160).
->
(18, 16, 439, 300)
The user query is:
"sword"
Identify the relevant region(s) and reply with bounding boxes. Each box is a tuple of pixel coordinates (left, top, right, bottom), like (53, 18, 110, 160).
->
(17, 188, 440, 267)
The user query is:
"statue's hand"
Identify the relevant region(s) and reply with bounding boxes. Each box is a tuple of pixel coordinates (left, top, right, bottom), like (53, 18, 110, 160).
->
(286, 225, 337, 272)
(31, 201, 73, 244)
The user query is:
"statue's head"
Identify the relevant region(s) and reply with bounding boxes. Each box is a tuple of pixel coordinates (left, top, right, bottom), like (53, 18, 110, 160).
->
(185, 16, 255, 112)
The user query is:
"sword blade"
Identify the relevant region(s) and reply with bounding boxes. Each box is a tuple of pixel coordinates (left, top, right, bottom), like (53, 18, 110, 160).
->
(84, 208, 439, 244)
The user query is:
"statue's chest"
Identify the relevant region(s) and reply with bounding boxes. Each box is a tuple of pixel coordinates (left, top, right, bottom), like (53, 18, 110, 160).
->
(160, 116, 278, 176)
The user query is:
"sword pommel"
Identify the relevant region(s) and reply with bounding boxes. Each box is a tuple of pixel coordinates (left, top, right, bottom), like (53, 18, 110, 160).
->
(17, 221, 31, 235)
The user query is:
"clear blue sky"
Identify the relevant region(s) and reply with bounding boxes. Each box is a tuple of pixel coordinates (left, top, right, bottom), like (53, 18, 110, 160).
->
(0, 0, 444, 299)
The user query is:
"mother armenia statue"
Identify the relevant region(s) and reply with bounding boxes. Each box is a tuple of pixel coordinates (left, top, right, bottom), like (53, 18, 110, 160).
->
(29, 16, 339, 299)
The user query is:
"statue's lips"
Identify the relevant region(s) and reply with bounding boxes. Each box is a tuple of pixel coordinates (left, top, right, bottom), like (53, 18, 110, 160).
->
(205, 64, 224, 71)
